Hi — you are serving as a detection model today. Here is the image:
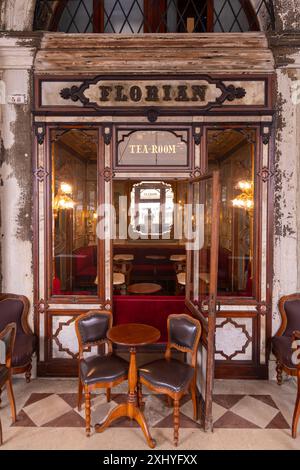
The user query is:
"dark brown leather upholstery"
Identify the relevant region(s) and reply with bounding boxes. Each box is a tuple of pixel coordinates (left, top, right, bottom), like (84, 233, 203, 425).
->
(283, 299, 300, 336)
(80, 354, 128, 385)
(272, 336, 295, 369)
(77, 313, 110, 345)
(139, 359, 194, 393)
(0, 299, 24, 332)
(169, 315, 198, 350)
(0, 366, 8, 384)
(0, 297, 36, 371)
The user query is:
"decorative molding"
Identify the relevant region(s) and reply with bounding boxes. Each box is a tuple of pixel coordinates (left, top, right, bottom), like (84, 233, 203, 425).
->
(190, 167, 203, 179)
(146, 108, 159, 123)
(223, 84, 246, 102)
(102, 125, 112, 145)
(34, 166, 49, 182)
(215, 318, 252, 361)
(35, 298, 48, 315)
(34, 123, 46, 145)
(52, 316, 78, 360)
(193, 125, 203, 145)
(256, 302, 269, 316)
(257, 166, 274, 183)
(100, 167, 114, 183)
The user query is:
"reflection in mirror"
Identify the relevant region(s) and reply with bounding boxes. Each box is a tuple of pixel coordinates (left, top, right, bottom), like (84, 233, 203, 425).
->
(51, 129, 98, 296)
(207, 128, 255, 297)
(130, 181, 174, 238)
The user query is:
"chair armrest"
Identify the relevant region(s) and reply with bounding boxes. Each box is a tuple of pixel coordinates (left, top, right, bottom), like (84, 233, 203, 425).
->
(292, 331, 300, 368)
(292, 331, 300, 342)
(0, 323, 16, 368)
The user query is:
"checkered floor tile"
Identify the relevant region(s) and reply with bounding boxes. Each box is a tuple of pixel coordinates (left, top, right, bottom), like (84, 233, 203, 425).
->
(12, 393, 290, 430)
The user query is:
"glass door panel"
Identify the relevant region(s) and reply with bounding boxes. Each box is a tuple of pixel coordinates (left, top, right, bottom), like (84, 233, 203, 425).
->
(186, 170, 220, 431)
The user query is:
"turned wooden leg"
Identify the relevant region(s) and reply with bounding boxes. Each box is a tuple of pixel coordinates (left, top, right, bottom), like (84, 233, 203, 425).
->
(77, 378, 83, 411)
(166, 395, 172, 407)
(173, 399, 180, 447)
(276, 360, 283, 385)
(85, 386, 91, 437)
(190, 377, 198, 421)
(0, 387, 2, 407)
(0, 417, 2, 446)
(6, 377, 16, 423)
(106, 388, 111, 403)
(292, 369, 300, 439)
(137, 382, 144, 409)
(25, 362, 32, 383)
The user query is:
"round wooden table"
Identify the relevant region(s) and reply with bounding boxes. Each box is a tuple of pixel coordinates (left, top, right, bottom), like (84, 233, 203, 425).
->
(127, 283, 162, 295)
(95, 323, 160, 448)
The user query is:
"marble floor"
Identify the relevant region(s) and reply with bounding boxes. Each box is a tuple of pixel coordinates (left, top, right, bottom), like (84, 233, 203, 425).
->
(0, 377, 299, 450)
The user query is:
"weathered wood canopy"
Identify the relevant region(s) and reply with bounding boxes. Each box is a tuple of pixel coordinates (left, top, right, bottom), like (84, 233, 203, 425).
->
(34, 32, 274, 75)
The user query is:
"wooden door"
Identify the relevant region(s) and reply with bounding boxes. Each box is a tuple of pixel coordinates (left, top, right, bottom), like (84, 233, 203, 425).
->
(185, 170, 221, 431)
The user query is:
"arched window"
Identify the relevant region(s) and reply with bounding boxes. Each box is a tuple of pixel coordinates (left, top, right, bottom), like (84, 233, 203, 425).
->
(33, 0, 275, 33)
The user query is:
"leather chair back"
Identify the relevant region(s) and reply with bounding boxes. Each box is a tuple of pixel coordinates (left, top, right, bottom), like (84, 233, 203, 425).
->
(283, 298, 300, 336)
(0, 298, 24, 335)
(168, 314, 201, 354)
(75, 310, 112, 349)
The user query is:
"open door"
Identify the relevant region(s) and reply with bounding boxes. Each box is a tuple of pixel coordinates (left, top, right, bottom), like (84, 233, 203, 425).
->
(185, 170, 221, 431)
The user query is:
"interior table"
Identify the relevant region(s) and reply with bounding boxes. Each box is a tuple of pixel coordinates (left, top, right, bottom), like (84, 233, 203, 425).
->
(113, 254, 134, 274)
(95, 323, 160, 448)
(127, 283, 162, 295)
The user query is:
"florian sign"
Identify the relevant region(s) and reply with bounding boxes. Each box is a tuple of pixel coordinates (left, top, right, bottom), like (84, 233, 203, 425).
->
(59, 76, 246, 112)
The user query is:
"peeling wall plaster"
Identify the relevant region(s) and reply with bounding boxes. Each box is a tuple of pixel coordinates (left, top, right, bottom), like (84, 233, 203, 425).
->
(0, 63, 34, 328)
(272, 67, 300, 334)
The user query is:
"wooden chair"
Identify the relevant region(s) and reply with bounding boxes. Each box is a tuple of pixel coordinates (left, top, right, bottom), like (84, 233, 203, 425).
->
(139, 313, 201, 446)
(272, 293, 300, 438)
(75, 310, 128, 437)
(0, 294, 36, 382)
(0, 323, 17, 446)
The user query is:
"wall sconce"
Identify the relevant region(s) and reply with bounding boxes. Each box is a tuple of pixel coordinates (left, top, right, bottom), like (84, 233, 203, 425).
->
(53, 182, 75, 211)
(232, 180, 254, 211)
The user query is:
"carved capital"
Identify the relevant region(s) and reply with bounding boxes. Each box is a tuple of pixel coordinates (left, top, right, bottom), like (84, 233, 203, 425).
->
(34, 123, 46, 145)
(102, 125, 112, 145)
(261, 124, 272, 145)
(193, 125, 203, 145)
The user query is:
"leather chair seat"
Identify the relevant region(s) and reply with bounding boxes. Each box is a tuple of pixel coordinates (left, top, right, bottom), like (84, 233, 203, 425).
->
(139, 359, 194, 393)
(0, 366, 8, 384)
(12, 334, 36, 367)
(80, 354, 128, 385)
(272, 335, 296, 369)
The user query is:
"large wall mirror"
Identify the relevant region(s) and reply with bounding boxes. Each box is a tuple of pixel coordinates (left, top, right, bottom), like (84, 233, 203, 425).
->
(207, 128, 256, 297)
(51, 128, 99, 297)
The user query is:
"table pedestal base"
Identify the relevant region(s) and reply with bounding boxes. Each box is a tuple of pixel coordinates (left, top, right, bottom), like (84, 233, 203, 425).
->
(95, 402, 156, 449)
